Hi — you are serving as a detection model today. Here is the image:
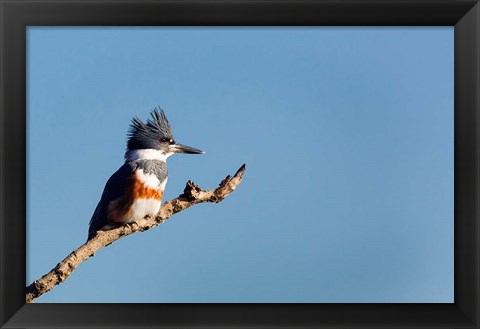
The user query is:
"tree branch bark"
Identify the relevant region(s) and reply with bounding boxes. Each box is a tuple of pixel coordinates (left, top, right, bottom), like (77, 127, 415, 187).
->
(25, 164, 246, 303)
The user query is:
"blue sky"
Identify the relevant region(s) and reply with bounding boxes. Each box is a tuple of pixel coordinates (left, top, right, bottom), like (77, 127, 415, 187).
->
(27, 27, 453, 303)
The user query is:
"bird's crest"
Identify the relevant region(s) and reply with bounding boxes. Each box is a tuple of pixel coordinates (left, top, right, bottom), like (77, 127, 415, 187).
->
(127, 107, 174, 150)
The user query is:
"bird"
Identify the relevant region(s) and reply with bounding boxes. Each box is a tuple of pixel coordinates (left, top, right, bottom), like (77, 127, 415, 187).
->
(87, 108, 204, 241)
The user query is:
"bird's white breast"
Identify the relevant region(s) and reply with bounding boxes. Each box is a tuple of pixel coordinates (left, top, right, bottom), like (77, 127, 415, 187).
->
(122, 169, 167, 223)
(126, 198, 162, 223)
(135, 168, 167, 189)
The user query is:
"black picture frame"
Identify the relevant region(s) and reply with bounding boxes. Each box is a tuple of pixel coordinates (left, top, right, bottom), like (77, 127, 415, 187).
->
(1, 0, 478, 328)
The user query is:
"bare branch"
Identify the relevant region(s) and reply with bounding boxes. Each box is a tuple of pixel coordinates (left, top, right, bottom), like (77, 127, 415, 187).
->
(26, 164, 246, 303)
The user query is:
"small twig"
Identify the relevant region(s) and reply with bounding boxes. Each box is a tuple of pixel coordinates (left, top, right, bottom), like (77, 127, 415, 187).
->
(25, 164, 246, 303)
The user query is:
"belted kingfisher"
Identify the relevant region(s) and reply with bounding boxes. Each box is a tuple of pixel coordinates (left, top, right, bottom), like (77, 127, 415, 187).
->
(88, 108, 204, 241)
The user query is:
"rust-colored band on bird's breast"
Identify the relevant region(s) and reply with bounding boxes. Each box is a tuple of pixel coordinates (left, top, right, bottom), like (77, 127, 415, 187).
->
(108, 175, 163, 224)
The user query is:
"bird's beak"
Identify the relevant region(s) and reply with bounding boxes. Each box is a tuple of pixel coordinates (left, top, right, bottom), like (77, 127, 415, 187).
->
(169, 143, 205, 155)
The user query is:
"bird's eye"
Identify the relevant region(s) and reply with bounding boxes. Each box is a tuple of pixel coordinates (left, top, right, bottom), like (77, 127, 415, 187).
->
(169, 139, 174, 144)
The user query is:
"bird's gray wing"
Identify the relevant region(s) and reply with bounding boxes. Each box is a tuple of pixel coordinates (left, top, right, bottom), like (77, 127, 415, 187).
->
(87, 163, 134, 240)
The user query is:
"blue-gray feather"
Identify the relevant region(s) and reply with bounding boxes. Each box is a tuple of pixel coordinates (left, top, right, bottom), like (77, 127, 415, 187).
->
(126, 107, 174, 151)
(88, 163, 133, 240)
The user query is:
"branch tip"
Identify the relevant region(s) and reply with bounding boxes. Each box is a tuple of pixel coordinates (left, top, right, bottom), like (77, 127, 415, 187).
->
(234, 164, 246, 178)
